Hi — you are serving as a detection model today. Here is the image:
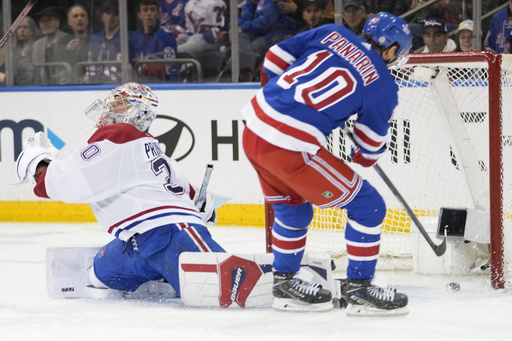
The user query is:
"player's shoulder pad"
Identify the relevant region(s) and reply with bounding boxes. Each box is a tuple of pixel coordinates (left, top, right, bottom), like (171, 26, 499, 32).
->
(88, 123, 154, 144)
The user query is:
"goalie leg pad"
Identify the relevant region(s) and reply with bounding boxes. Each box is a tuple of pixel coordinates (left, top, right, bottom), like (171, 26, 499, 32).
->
(46, 246, 176, 299)
(46, 246, 100, 299)
(179, 252, 336, 309)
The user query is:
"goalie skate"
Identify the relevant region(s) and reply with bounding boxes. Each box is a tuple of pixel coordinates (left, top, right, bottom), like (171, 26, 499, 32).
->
(340, 279, 408, 316)
(272, 271, 333, 312)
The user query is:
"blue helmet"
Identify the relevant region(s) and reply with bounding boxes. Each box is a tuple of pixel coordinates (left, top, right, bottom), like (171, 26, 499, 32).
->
(363, 12, 412, 68)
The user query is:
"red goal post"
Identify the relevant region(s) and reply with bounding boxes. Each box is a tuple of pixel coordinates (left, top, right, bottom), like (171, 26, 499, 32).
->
(264, 51, 511, 289)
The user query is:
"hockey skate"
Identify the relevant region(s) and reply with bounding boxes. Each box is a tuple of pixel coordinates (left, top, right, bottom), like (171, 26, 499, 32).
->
(272, 271, 333, 312)
(340, 278, 408, 316)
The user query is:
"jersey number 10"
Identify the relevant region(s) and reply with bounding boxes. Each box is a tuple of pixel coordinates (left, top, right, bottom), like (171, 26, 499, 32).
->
(276, 50, 356, 112)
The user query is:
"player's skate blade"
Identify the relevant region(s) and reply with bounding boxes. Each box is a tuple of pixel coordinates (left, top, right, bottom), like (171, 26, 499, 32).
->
(346, 304, 409, 317)
(273, 298, 333, 312)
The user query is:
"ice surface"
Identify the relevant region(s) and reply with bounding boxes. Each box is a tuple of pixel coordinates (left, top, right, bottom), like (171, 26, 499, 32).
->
(1, 223, 510, 341)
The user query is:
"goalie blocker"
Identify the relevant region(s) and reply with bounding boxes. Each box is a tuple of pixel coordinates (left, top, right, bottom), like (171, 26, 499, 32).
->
(46, 247, 339, 309)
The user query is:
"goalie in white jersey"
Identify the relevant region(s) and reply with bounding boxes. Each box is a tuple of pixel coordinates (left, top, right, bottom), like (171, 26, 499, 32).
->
(15, 82, 225, 297)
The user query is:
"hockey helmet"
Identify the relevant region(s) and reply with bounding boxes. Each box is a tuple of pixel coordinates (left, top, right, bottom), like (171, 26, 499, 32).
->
(85, 82, 159, 131)
(363, 12, 412, 69)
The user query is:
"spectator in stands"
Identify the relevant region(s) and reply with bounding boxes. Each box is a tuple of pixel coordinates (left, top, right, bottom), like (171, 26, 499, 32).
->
(404, 0, 462, 51)
(158, 0, 187, 35)
(176, 0, 228, 77)
(462, 1, 504, 46)
(420, 17, 457, 53)
(0, 48, 38, 86)
(14, 17, 40, 58)
(64, 4, 91, 73)
(237, 0, 296, 81)
(277, 0, 304, 30)
(84, 1, 122, 83)
(456, 20, 474, 52)
(392, 0, 421, 17)
(130, 0, 177, 81)
(342, 0, 366, 35)
(485, 0, 512, 54)
(375, 0, 395, 14)
(410, 0, 462, 28)
(297, 0, 328, 33)
(32, 7, 71, 85)
(238, 0, 296, 57)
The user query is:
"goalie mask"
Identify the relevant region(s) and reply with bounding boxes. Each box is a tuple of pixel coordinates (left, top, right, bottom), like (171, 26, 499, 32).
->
(84, 82, 159, 132)
(363, 12, 413, 69)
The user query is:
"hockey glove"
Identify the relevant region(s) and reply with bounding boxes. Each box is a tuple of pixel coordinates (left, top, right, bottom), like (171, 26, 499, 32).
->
(351, 144, 387, 168)
(15, 147, 54, 184)
(15, 132, 58, 184)
(24, 131, 59, 154)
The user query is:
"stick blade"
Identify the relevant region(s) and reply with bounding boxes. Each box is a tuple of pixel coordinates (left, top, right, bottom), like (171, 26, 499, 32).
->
(435, 237, 448, 256)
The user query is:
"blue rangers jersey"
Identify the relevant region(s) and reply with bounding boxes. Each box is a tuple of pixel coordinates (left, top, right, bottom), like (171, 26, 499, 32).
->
(242, 24, 398, 156)
(484, 6, 512, 54)
(129, 27, 177, 62)
(159, 0, 187, 34)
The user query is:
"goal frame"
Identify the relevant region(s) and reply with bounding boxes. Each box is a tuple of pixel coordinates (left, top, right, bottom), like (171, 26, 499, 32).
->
(263, 51, 506, 289)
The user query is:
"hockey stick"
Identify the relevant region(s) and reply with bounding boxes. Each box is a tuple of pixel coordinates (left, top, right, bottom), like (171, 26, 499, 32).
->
(196, 164, 214, 212)
(345, 129, 447, 256)
(0, 0, 39, 49)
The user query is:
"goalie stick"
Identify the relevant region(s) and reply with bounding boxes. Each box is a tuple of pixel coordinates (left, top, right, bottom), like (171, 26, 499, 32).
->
(344, 128, 447, 256)
(0, 0, 38, 49)
(196, 164, 214, 212)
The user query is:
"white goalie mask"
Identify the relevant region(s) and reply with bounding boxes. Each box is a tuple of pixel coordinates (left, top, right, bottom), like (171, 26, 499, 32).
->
(84, 82, 159, 132)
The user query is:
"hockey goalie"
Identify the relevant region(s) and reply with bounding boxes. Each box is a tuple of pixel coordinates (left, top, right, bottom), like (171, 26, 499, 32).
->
(14, 82, 341, 311)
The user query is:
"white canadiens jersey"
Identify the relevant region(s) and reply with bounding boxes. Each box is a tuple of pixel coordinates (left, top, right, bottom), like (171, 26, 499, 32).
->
(183, 0, 226, 34)
(34, 123, 204, 241)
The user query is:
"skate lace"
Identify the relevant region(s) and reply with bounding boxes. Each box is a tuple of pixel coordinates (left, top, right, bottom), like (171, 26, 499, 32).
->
(291, 278, 321, 296)
(368, 285, 396, 301)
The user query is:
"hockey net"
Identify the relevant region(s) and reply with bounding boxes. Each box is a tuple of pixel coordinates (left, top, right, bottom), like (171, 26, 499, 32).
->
(265, 52, 512, 289)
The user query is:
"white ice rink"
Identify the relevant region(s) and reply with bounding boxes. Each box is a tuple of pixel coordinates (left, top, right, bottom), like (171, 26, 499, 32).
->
(1, 222, 511, 341)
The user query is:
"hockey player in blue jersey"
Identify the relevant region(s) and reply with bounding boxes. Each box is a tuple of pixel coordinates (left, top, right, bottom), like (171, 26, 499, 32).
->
(242, 12, 412, 315)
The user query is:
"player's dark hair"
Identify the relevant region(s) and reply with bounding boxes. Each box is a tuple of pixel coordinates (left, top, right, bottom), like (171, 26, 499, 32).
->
(138, 0, 159, 11)
(67, 3, 89, 17)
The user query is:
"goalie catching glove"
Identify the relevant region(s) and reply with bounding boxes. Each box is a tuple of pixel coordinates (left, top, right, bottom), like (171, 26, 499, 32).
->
(15, 132, 58, 184)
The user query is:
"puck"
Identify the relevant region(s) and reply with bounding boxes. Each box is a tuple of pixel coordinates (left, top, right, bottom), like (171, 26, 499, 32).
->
(446, 282, 461, 292)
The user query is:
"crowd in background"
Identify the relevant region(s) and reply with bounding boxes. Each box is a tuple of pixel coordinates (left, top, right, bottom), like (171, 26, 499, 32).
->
(0, 0, 511, 85)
